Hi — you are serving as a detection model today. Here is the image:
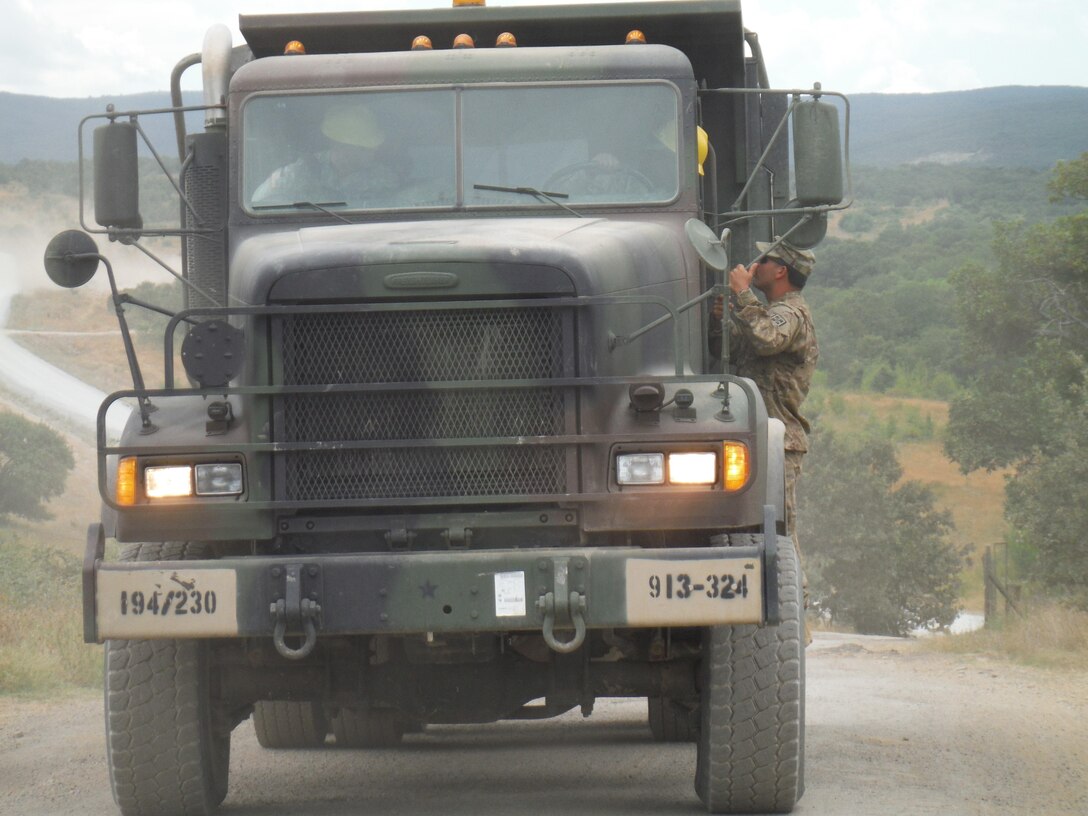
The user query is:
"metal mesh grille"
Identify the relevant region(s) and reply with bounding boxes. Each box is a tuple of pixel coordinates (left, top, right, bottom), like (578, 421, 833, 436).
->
(286, 447, 568, 501)
(183, 163, 226, 309)
(276, 307, 572, 501)
(284, 389, 566, 442)
(281, 308, 565, 385)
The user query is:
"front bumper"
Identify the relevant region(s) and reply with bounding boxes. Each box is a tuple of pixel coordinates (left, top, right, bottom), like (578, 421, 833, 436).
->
(83, 524, 776, 649)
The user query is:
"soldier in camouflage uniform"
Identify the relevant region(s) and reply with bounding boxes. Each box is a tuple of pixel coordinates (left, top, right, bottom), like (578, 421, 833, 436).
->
(726, 240, 817, 533)
(711, 239, 817, 638)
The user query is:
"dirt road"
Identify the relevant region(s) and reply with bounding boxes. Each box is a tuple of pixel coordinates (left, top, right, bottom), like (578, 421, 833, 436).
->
(1, 633, 1085, 816)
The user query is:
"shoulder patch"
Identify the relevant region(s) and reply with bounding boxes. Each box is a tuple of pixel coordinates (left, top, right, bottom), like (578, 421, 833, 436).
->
(771, 312, 788, 327)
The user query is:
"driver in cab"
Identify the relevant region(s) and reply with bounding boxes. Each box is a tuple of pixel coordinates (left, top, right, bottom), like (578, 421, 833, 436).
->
(567, 120, 708, 198)
(251, 103, 403, 207)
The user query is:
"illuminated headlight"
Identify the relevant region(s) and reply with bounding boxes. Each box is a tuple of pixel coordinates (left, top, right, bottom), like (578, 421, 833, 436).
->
(616, 453, 665, 485)
(144, 465, 194, 498)
(668, 452, 717, 485)
(195, 463, 244, 496)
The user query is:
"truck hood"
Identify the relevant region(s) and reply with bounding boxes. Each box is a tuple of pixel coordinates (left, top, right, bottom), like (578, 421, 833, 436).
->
(229, 217, 690, 304)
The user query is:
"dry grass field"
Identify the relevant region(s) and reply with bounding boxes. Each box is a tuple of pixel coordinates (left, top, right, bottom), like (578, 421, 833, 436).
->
(812, 391, 1008, 611)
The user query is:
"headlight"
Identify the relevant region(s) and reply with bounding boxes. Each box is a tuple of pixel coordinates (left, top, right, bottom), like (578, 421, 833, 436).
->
(668, 452, 717, 485)
(144, 465, 194, 498)
(115, 459, 246, 503)
(616, 453, 665, 485)
(195, 463, 244, 496)
(614, 444, 749, 491)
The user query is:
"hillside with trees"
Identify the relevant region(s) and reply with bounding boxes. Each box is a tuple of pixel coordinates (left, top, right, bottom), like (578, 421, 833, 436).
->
(849, 86, 1088, 169)
(944, 153, 1088, 609)
(811, 163, 1080, 398)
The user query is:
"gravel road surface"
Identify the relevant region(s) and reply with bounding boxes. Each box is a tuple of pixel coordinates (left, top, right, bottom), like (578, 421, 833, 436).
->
(2, 632, 1085, 816)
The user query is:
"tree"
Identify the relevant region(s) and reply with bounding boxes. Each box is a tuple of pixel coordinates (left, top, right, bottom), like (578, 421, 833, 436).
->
(797, 428, 964, 636)
(945, 153, 1088, 606)
(0, 411, 75, 521)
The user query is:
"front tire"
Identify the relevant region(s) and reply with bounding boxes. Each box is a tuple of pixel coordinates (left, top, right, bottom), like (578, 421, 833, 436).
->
(694, 534, 804, 813)
(106, 542, 230, 816)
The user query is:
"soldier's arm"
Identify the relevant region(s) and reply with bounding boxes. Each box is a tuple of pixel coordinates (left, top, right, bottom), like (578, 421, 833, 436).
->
(707, 294, 746, 360)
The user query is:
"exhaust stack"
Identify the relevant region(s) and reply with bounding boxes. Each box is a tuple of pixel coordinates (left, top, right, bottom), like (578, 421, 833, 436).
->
(202, 24, 233, 129)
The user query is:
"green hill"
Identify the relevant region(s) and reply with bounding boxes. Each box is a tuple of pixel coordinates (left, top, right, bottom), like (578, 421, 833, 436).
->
(0, 91, 201, 164)
(849, 86, 1088, 169)
(1, 85, 1086, 168)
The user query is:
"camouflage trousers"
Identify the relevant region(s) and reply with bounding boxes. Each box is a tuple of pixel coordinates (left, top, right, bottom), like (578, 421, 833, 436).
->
(784, 449, 804, 553)
(785, 449, 811, 646)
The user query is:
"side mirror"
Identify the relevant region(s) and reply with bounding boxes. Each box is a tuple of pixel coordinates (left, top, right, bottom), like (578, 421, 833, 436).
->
(774, 201, 828, 250)
(793, 98, 844, 206)
(44, 230, 100, 288)
(93, 122, 142, 230)
(685, 219, 730, 272)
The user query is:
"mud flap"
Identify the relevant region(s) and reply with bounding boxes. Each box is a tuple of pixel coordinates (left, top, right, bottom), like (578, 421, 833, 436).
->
(83, 523, 105, 643)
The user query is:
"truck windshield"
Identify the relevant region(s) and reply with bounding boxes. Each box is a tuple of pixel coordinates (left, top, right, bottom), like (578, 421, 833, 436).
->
(243, 83, 680, 213)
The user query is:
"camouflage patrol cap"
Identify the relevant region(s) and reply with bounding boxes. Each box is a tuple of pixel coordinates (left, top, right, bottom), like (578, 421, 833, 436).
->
(755, 239, 816, 277)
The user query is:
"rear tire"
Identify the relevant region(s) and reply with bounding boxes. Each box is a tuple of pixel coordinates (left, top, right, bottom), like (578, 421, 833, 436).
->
(253, 701, 328, 749)
(694, 534, 804, 813)
(331, 707, 404, 748)
(106, 542, 230, 816)
(647, 696, 698, 742)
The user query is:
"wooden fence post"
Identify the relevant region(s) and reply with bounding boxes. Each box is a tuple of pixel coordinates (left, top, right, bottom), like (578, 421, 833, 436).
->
(983, 546, 996, 627)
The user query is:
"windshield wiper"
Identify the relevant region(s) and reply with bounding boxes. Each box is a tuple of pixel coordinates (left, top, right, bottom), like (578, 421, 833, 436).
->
(252, 201, 353, 224)
(472, 183, 584, 218)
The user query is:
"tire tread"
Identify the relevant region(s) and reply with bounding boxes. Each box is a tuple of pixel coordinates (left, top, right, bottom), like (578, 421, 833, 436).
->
(106, 542, 228, 816)
(695, 534, 804, 814)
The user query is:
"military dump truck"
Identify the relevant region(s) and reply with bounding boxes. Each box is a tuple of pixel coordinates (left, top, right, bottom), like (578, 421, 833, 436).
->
(44, 1, 848, 813)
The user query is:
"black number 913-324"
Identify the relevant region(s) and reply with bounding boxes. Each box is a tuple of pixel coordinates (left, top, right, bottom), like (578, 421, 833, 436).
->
(648, 573, 748, 601)
(119, 589, 218, 617)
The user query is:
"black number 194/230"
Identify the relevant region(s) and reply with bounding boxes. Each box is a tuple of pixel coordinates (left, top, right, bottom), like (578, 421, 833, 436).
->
(648, 573, 748, 600)
(119, 589, 218, 617)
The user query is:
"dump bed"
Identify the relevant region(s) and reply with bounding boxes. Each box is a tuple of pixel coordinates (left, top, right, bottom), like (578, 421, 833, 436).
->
(239, 0, 746, 88)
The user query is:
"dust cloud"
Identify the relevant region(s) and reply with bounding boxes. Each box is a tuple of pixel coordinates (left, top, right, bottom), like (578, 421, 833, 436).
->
(2, 199, 173, 302)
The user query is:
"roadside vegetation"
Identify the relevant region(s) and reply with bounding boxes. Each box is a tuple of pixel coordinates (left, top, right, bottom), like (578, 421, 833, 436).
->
(797, 156, 1088, 643)
(798, 423, 965, 637)
(0, 411, 95, 694)
(922, 604, 1088, 670)
(944, 153, 1088, 613)
(0, 530, 101, 692)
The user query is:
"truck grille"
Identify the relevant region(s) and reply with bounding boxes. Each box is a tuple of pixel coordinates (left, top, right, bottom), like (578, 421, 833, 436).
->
(276, 307, 573, 501)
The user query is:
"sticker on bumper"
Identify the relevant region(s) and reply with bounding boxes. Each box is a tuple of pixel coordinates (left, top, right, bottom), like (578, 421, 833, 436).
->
(494, 571, 526, 617)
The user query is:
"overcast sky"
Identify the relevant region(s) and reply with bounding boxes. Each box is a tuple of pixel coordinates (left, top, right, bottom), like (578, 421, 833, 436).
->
(4, 0, 1087, 99)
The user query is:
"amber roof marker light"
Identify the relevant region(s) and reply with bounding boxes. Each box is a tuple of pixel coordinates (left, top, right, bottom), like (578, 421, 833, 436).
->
(626, 30, 647, 44)
(411, 35, 433, 51)
(453, 33, 476, 49)
(283, 40, 305, 55)
(496, 32, 518, 48)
